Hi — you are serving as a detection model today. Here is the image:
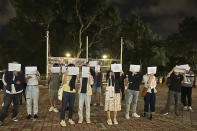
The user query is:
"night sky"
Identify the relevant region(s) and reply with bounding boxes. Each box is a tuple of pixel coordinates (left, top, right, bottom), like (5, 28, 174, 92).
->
(1, 0, 197, 37)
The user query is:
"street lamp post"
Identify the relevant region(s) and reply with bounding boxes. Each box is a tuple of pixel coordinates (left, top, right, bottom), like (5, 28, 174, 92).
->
(86, 36, 88, 62)
(120, 37, 123, 64)
(46, 30, 49, 79)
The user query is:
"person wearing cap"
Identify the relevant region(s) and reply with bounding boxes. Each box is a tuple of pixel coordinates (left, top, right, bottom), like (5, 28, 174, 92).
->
(125, 70, 143, 119)
(163, 67, 187, 116)
(181, 65, 195, 112)
(0, 62, 25, 126)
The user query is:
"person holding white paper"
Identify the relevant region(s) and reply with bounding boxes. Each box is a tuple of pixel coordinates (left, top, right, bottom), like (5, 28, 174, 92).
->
(92, 69, 103, 106)
(163, 67, 187, 116)
(125, 70, 142, 119)
(0, 61, 25, 126)
(48, 63, 61, 113)
(25, 68, 40, 119)
(105, 71, 121, 125)
(60, 64, 78, 127)
(78, 65, 94, 124)
(181, 67, 195, 112)
(142, 72, 157, 120)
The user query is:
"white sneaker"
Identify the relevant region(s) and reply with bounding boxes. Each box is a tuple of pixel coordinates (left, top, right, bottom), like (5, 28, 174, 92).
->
(183, 106, 188, 111)
(49, 106, 54, 112)
(188, 106, 194, 112)
(2, 103, 4, 107)
(53, 107, 59, 113)
(163, 112, 169, 116)
(86, 118, 91, 124)
(132, 113, 140, 118)
(113, 119, 118, 125)
(68, 119, 75, 125)
(107, 119, 112, 125)
(125, 114, 130, 119)
(12, 117, 18, 122)
(93, 103, 97, 106)
(78, 119, 83, 124)
(60, 120, 66, 127)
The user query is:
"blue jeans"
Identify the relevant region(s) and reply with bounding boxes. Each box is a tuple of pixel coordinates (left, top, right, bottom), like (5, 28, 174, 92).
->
(26, 85, 39, 115)
(61, 91, 76, 120)
(0, 93, 21, 121)
(78, 93, 91, 120)
(126, 89, 139, 114)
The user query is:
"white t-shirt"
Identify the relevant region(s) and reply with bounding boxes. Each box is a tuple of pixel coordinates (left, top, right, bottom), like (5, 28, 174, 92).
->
(26, 72, 40, 86)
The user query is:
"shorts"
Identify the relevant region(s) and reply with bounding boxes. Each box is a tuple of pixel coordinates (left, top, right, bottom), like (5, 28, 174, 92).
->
(49, 88, 58, 100)
(93, 86, 101, 93)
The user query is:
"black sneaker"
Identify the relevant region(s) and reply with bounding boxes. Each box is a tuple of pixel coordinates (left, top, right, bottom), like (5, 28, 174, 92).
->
(142, 113, 146, 117)
(27, 115, 32, 119)
(34, 114, 38, 119)
(175, 113, 179, 117)
(0, 121, 3, 126)
(149, 114, 152, 120)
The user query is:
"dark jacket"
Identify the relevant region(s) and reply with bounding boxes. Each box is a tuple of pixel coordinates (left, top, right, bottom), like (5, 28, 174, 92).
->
(94, 72, 102, 87)
(128, 72, 143, 91)
(69, 75, 77, 91)
(114, 72, 121, 93)
(169, 73, 184, 92)
(4, 71, 25, 92)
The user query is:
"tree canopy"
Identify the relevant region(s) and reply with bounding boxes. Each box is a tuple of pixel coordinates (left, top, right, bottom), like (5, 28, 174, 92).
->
(0, 0, 197, 75)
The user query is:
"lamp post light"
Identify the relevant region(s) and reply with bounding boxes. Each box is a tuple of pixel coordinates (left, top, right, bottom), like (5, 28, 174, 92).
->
(102, 54, 108, 59)
(65, 53, 71, 57)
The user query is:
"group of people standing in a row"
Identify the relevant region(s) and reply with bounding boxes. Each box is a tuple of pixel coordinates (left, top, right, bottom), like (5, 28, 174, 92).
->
(0, 61, 195, 127)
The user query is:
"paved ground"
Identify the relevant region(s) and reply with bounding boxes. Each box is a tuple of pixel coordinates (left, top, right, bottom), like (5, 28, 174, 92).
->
(0, 84, 197, 131)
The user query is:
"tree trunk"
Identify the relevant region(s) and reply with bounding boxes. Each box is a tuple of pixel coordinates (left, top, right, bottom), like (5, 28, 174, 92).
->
(76, 26, 83, 58)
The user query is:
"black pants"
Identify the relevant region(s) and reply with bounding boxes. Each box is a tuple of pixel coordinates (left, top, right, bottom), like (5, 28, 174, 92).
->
(60, 91, 76, 120)
(181, 86, 192, 106)
(144, 89, 156, 113)
(20, 88, 26, 104)
(120, 85, 125, 100)
(165, 90, 180, 114)
(0, 93, 21, 122)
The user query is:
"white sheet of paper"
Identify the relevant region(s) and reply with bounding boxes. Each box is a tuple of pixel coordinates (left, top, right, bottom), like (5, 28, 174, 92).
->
(95, 65, 100, 72)
(147, 67, 157, 74)
(111, 64, 122, 72)
(82, 66, 90, 78)
(67, 67, 79, 75)
(8, 63, 21, 72)
(130, 65, 140, 72)
(51, 67, 60, 73)
(89, 61, 98, 67)
(25, 66, 37, 74)
(61, 66, 67, 73)
(175, 66, 185, 73)
(179, 64, 190, 70)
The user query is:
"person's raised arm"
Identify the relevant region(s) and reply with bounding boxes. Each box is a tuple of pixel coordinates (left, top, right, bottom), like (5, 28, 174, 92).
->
(167, 67, 176, 78)
(183, 71, 187, 83)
